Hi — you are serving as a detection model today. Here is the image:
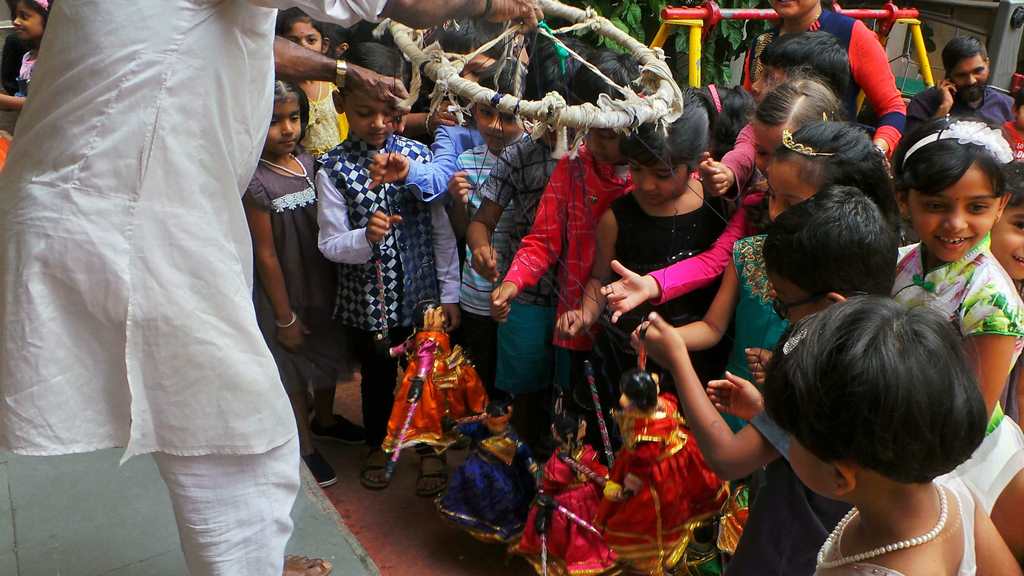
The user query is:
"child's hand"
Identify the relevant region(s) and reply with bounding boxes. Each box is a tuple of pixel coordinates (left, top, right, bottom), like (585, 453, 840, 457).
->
(427, 108, 458, 132)
(707, 371, 765, 421)
(442, 303, 461, 332)
(447, 171, 472, 205)
(745, 347, 772, 386)
(699, 157, 736, 197)
(276, 315, 310, 352)
(490, 281, 518, 322)
(601, 260, 660, 323)
(623, 473, 643, 496)
(631, 312, 686, 368)
(555, 309, 590, 339)
(369, 153, 410, 188)
(365, 211, 402, 244)
(471, 245, 500, 283)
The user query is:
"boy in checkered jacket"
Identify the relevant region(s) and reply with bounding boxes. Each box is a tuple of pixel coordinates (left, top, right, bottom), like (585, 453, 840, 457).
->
(317, 42, 460, 492)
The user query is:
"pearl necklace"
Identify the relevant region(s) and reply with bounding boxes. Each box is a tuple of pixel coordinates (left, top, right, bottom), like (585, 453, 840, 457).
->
(816, 484, 948, 570)
(259, 155, 307, 179)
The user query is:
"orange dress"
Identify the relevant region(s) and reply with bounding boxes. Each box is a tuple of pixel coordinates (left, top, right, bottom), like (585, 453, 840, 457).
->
(0, 133, 10, 172)
(383, 331, 488, 453)
(595, 395, 726, 575)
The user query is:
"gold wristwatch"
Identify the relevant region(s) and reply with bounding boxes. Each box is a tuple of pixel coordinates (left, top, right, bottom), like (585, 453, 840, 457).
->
(335, 59, 348, 91)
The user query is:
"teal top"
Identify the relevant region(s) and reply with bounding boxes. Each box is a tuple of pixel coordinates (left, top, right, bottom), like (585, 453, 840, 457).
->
(727, 234, 789, 390)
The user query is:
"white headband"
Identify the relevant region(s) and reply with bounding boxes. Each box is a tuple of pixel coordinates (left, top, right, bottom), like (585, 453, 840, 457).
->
(903, 120, 1013, 165)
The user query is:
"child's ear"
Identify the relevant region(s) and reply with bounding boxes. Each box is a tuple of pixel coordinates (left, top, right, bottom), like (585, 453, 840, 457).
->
(831, 461, 858, 498)
(897, 190, 911, 220)
(996, 193, 1012, 221)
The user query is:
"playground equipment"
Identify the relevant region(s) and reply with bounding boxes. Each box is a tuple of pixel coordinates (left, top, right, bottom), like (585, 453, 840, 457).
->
(650, 1, 935, 90)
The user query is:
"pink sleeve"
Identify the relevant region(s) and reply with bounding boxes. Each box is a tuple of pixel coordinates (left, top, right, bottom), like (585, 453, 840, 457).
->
(721, 124, 756, 194)
(413, 339, 438, 380)
(503, 159, 569, 291)
(649, 199, 749, 304)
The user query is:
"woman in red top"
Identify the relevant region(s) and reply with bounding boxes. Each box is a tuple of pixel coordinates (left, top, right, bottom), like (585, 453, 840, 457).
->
(742, 0, 907, 155)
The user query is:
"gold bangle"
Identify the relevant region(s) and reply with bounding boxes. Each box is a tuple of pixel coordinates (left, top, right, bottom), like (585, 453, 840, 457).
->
(335, 59, 347, 91)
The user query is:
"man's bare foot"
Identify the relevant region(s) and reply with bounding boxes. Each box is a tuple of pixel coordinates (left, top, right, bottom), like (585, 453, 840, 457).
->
(284, 555, 332, 576)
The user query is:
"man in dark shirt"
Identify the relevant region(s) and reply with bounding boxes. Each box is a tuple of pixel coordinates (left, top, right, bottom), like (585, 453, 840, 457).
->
(906, 36, 1013, 135)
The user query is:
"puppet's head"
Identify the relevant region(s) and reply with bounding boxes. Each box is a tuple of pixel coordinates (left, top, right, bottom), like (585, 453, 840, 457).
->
(619, 369, 660, 412)
(551, 411, 586, 450)
(484, 399, 513, 434)
(414, 299, 446, 332)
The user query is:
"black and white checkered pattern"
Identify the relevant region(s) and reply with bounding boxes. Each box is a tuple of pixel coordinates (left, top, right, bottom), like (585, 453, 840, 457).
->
(322, 135, 438, 331)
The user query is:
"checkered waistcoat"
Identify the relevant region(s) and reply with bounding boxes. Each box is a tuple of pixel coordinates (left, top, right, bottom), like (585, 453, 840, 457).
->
(321, 135, 438, 331)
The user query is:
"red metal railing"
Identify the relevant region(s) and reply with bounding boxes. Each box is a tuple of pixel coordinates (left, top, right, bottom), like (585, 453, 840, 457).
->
(661, 1, 920, 35)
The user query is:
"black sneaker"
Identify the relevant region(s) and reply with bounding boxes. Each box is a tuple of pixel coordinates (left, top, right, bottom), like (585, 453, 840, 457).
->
(302, 451, 338, 488)
(310, 416, 367, 445)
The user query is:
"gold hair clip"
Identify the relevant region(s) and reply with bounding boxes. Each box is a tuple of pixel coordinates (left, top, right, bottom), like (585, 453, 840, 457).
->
(782, 129, 835, 157)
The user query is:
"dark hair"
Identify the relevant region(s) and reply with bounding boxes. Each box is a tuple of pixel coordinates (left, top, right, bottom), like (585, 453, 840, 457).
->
(755, 78, 844, 128)
(569, 49, 639, 106)
(764, 297, 986, 483)
(272, 80, 310, 145)
(551, 411, 582, 445)
(321, 24, 352, 58)
(772, 121, 898, 226)
(486, 399, 512, 418)
(620, 369, 659, 412)
(275, 8, 324, 40)
(764, 186, 898, 297)
(525, 35, 590, 101)
(760, 31, 850, 98)
(893, 117, 1007, 197)
(941, 36, 987, 74)
(704, 85, 754, 160)
(16, 0, 49, 21)
(1015, 88, 1024, 112)
(345, 41, 408, 83)
(476, 56, 528, 98)
(1004, 161, 1024, 207)
(621, 87, 715, 171)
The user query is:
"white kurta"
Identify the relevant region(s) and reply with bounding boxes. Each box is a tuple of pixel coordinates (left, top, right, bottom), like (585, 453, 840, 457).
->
(0, 0, 386, 460)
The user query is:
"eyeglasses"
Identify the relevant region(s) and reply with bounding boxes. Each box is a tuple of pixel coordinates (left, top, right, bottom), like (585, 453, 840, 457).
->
(772, 290, 869, 319)
(772, 292, 826, 320)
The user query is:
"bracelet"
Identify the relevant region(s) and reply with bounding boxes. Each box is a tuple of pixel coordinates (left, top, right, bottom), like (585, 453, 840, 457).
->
(335, 59, 347, 91)
(276, 311, 298, 328)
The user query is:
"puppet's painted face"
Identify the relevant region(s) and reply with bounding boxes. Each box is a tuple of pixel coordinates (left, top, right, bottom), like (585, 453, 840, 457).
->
(485, 411, 512, 434)
(423, 306, 446, 332)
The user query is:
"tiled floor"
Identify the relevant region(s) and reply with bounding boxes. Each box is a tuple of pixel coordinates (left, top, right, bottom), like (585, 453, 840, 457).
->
(0, 449, 377, 576)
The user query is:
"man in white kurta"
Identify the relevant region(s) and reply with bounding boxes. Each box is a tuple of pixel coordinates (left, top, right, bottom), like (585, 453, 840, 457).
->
(0, 0, 540, 574)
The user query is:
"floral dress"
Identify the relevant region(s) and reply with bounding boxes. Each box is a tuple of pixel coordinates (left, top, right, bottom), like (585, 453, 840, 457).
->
(893, 235, 1024, 512)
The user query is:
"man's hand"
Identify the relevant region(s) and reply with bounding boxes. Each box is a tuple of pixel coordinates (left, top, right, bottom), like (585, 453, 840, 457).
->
(936, 79, 956, 117)
(365, 211, 402, 244)
(630, 312, 686, 368)
(427, 108, 459, 132)
(369, 153, 411, 188)
(491, 281, 518, 322)
(471, 244, 500, 282)
(699, 157, 736, 197)
(442, 303, 462, 332)
(707, 371, 765, 421)
(602, 260, 661, 323)
(347, 63, 410, 114)
(486, 0, 543, 27)
(447, 171, 472, 205)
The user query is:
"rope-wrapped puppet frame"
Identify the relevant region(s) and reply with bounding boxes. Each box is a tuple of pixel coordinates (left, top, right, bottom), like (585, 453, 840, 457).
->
(382, 0, 686, 155)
